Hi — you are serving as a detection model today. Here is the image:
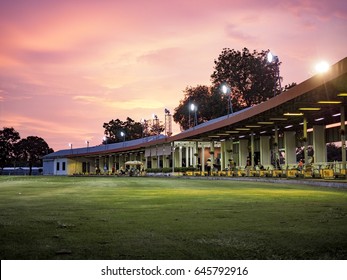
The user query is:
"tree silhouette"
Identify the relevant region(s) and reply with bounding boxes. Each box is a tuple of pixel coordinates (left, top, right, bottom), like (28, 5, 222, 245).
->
(173, 85, 226, 130)
(0, 127, 20, 169)
(211, 47, 281, 111)
(15, 136, 53, 175)
(103, 117, 164, 143)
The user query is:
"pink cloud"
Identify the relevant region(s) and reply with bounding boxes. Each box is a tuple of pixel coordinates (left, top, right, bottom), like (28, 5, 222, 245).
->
(225, 24, 256, 43)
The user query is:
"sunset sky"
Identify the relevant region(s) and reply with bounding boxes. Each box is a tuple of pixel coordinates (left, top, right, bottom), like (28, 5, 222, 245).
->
(1, 0, 346, 151)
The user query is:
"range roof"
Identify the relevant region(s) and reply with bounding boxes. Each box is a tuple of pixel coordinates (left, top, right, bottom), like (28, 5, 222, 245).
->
(44, 57, 347, 159)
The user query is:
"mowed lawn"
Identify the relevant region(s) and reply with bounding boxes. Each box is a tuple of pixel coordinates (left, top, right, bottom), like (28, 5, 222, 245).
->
(1, 176, 347, 260)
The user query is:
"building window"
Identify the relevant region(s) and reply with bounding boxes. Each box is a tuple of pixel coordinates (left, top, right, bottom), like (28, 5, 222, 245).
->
(62, 162, 66, 171)
(56, 162, 60, 171)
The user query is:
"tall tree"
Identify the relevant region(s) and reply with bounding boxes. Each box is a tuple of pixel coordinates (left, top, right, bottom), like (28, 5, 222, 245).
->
(173, 85, 227, 130)
(15, 136, 53, 175)
(0, 127, 20, 169)
(211, 47, 281, 111)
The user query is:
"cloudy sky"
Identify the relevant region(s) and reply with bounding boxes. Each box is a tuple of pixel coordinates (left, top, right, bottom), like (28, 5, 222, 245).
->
(1, 0, 346, 150)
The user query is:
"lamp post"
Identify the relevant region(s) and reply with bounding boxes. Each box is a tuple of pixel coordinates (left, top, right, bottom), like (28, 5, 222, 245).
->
(152, 114, 159, 136)
(103, 136, 107, 150)
(164, 108, 172, 137)
(220, 82, 233, 116)
(85, 140, 89, 152)
(120, 131, 125, 146)
(190, 103, 198, 127)
(141, 119, 149, 138)
(68, 143, 73, 154)
(267, 51, 281, 96)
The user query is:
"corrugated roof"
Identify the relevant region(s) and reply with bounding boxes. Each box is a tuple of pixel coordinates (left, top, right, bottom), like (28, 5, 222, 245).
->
(43, 134, 166, 159)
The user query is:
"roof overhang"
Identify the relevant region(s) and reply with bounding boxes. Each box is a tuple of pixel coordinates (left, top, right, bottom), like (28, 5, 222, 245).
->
(169, 56, 347, 142)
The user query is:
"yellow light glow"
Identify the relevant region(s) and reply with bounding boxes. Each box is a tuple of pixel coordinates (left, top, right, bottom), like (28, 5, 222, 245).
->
(317, 101, 342, 104)
(225, 131, 239, 134)
(298, 107, 321, 111)
(337, 93, 347, 97)
(283, 112, 304, 116)
(257, 121, 274, 125)
(245, 125, 261, 128)
(235, 128, 251, 131)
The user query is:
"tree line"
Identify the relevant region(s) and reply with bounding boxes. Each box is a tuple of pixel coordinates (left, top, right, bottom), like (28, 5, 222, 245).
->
(0, 127, 53, 175)
(102, 117, 165, 144)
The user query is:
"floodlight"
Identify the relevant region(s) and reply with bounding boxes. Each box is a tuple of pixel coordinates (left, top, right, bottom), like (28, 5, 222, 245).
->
(315, 61, 329, 73)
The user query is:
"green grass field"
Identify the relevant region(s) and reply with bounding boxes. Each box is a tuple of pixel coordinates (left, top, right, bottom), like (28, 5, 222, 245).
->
(1, 176, 347, 260)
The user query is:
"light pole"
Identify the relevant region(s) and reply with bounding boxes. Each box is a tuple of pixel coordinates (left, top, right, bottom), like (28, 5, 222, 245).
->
(103, 136, 107, 150)
(220, 82, 233, 116)
(85, 140, 89, 152)
(152, 114, 159, 136)
(190, 103, 198, 127)
(141, 119, 149, 138)
(267, 51, 281, 96)
(68, 143, 73, 154)
(120, 131, 125, 146)
(164, 108, 172, 137)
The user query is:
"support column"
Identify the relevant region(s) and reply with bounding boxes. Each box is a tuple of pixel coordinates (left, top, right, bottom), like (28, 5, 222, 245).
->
(239, 139, 249, 168)
(226, 139, 234, 160)
(210, 141, 215, 168)
(303, 116, 308, 167)
(221, 141, 226, 170)
(260, 136, 271, 167)
(171, 144, 175, 173)
(144, 154, 148, 170)
(189, 144, 193, 166)
(178, 146, 183, 168)
(193, 142, 198, 168)
(341, 106, 346, 173)
(228, 138, 234, 169)
(201, 143, 205, 172)
(185, 145, 189, 167)
(284, 131, 296, 166)
(313, 125, 326, 164)
(274, 125, 280, 167)
(108, 155, 113, 174)
(251, 133, 255, 167)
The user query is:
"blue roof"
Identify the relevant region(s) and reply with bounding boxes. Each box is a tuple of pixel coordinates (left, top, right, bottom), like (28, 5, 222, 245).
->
(43, 107, 253, 160)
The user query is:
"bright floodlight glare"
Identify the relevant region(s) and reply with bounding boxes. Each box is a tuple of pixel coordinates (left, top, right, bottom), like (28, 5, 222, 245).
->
(221, 85, 227, 94)
(315, 61, 330, 73)
(120, 131, 125, 137)
(221, 83, 230, 94)
(267, 52, 274, 63)
(190, 103, 196, 111)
